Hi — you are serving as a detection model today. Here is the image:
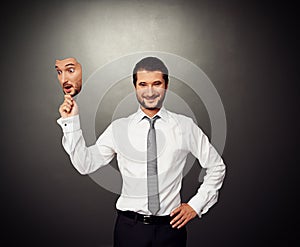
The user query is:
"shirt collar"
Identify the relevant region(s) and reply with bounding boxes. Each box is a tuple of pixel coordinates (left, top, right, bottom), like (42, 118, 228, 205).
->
(132, 106, 169, 124)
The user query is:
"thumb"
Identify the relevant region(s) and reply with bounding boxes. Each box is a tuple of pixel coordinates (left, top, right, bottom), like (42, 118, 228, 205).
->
(70, 98, 79, 116)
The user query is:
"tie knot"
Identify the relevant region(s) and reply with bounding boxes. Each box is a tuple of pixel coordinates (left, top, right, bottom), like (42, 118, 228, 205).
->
(145, 115, 160, 129)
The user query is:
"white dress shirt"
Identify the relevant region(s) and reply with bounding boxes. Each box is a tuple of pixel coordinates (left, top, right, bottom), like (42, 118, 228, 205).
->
(57, 107, 226, 217)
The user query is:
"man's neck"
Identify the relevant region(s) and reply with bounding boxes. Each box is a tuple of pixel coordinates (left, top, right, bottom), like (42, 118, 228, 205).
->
(141, 107, 160, 118)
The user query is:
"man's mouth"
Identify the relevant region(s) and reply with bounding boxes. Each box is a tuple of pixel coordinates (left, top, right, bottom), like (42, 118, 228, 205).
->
(144, 95, 159, 101)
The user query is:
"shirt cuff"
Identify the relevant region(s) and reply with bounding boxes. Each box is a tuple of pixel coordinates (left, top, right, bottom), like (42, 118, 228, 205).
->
(57, 115, 81, 133)
(188, 193, 211, 218)
(187, 200, 203, 218)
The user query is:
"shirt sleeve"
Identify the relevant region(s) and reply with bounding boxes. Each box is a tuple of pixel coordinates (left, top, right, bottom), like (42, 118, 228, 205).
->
(57, 114, 116, 175)
(186, 118, 226, 217)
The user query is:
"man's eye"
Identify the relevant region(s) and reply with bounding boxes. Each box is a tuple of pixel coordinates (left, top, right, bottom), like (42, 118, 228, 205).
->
(139, 82, 146, 86)
(68, 68, 75, 73)
(57, 70, 62, 75)
(154, 81, 162, 86)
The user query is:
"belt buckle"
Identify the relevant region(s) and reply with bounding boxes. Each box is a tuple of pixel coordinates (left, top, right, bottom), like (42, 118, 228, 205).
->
(142, 215, 152, 224)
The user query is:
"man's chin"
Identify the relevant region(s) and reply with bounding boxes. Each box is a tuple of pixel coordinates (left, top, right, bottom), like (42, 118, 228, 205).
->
(145, 106, 159, 110)
(142, 102, 162, 110)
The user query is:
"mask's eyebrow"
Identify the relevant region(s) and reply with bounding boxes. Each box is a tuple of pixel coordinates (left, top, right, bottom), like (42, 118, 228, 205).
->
(55, 63, 76, 69)
(65, 63, 75, 67)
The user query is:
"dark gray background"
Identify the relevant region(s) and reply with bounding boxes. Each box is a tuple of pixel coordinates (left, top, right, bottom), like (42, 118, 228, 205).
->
(0, 0, 298, 246)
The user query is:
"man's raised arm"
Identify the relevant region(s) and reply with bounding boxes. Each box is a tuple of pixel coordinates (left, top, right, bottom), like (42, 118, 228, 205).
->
(57, 95, 115, 174)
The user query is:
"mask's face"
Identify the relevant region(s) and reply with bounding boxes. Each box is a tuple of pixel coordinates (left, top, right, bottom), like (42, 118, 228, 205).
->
(55, 57, 82, 96)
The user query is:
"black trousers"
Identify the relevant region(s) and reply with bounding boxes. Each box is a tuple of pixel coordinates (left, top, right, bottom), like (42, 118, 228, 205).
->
(114, 212, 187, 247)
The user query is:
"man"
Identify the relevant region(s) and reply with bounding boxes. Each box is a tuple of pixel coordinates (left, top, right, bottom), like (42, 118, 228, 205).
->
(55, 57, 82, 96)
(57, 57, 226, 247)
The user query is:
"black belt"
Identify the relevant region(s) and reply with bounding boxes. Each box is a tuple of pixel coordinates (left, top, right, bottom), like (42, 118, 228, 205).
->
(117, 210, 172, 225)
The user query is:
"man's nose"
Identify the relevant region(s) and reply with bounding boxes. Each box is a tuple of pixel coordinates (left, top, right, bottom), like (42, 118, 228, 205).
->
(145, 86, 154, 96)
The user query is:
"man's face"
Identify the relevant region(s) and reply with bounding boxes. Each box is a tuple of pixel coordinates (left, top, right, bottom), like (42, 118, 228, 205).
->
(135, 70, 168, 110)
(55, 57, 82, 96)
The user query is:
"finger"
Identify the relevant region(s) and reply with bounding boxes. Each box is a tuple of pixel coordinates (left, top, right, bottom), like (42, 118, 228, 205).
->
(172, 216, 185, 228)
(170, 205, 182, 216)
(64, 97, 73, 107)
(170, 208, 183, 223)
(61, 103, 72, 113)
(170, 211, 184, 226)
(64, 94, 73, 101)
(63, 106, 71, 113)
(177, 218, 189, 229)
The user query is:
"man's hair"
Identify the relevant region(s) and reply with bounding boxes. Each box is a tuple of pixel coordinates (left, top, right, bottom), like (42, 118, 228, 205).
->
(132, 57, 169, 87)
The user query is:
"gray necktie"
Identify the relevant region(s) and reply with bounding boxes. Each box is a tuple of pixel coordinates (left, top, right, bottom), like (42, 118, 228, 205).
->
(145, 115, 160, 215)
